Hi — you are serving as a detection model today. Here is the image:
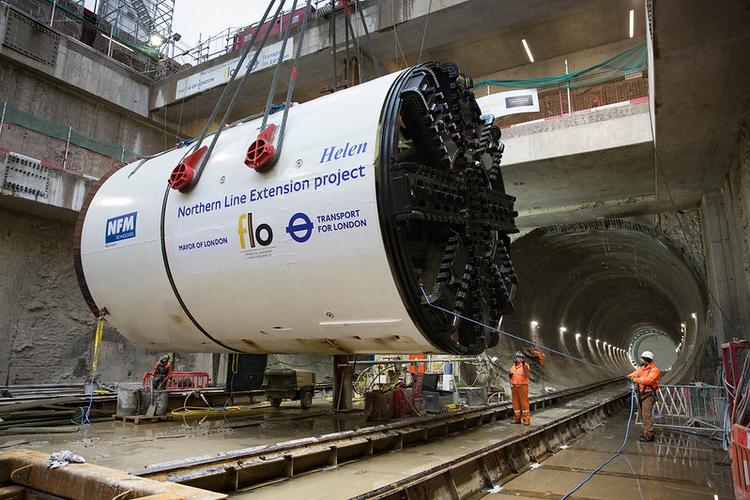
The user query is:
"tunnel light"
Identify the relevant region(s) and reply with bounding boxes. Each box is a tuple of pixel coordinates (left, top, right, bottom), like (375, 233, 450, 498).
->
(530, 320, 539, 328)
(628, 9, 635, 38)
(559, 326, 567, 334)
(587, 336, 592, 341)
(521, 39, 534, 63)
(149, 33, 165, 48)
(575, 333, 581, 339)
(595, 339, 600, 344)
(691, 312, 697, 319)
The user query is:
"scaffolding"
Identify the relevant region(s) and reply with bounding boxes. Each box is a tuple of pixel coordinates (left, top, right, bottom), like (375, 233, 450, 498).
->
(97, 0, 174, 46)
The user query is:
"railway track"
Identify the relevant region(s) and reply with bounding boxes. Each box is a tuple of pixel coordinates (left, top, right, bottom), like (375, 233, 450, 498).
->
(134, 378, 627, 495)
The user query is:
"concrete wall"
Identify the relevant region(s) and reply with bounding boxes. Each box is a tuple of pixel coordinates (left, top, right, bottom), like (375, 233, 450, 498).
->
(702, 124, 750, 344)
(0, 62, 173, 178)
(0, 2, 151, 117)
(0, 207, 159, 385)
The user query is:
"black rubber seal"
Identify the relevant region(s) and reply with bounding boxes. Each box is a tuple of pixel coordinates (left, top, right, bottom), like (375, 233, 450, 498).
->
(159, 185, 245, 353)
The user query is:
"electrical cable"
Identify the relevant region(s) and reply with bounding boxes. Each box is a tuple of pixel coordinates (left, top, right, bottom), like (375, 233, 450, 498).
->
(560, 385, 637, 499)
(419, 286, 621, 376)
(187, 0, 285, 186)
(260, 0, 300, 130)
(416, 0, 433, 64)
(357, 2, 382, 77)
(273, 0, 313, 159)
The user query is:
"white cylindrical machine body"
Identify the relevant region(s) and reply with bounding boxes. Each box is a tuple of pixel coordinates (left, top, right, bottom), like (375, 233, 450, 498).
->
(79, 70, 432, 354)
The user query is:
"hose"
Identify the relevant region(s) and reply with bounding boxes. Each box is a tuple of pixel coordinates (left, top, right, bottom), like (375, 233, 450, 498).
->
(170, 405, 243, 417)
(560, 385, 637, 499)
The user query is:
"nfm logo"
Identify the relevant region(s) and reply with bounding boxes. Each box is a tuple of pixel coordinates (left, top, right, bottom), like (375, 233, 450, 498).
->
(237, 213, 273, 250)
(105, 212, 137, 245)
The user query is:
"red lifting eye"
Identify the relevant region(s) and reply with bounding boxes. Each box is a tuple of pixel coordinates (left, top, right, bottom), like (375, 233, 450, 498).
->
(169, 145, 208, 190)
(245, 124, 278, 171)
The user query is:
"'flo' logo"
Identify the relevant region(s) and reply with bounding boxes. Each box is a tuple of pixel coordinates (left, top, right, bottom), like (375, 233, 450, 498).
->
(105, 212, 137, 244)
(237, 213, 273, 250)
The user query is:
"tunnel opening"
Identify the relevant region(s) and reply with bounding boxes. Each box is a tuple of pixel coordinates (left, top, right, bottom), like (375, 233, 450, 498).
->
(629, 329, 679, 370)
(488, 219, 708, 389)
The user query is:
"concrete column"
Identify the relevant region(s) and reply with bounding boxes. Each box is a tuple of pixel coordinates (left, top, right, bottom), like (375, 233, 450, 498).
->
(332, 354, 353, 411)
(701, 191, 746, 344)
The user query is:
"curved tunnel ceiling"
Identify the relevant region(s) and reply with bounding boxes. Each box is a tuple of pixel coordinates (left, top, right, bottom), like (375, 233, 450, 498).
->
(491, 219, 707, 386)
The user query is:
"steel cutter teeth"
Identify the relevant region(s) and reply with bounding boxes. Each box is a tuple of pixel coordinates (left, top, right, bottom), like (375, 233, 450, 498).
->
(383, 62, 519, 354)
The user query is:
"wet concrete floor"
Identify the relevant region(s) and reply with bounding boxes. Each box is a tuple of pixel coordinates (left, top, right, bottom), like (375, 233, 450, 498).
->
(2, 387, 732, 499)
(490, 412, 732, 499)
(236, 385, 631, 499)
(0, 400, 367, 472)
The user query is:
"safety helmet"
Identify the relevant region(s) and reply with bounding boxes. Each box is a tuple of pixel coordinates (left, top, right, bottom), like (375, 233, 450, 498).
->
(160, 354, 170, 362)
(515, 351, 524, 359)
(641, 351, 654, 361)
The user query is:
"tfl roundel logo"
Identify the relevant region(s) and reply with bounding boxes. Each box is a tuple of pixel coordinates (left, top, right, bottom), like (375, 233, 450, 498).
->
(286, 212, 313, 243)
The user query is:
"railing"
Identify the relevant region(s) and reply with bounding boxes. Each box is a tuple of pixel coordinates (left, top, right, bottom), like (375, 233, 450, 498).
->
(170, 0, 352, 67)
(487, 72, 648, 128)
(142, 371, 211, 391)
(731, 424, 750, 499)
(636, 384, 727, 434)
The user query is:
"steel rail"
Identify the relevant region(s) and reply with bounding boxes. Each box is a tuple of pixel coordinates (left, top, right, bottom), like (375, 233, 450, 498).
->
(134, 378, 625, 492)
(353, 390, 628, 499)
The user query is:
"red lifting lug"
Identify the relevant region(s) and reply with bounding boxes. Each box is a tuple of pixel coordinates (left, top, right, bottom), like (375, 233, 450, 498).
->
(169, 145, 208, 190)
(245, 123, 278, 171)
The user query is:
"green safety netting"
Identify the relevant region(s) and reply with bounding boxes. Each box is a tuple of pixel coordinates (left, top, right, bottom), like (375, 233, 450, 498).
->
(1, 101, 141, 162)
(474, 42, 647, 90)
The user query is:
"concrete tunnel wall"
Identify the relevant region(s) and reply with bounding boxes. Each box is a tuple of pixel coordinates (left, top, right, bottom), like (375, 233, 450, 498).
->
(487, 219, 707, 392)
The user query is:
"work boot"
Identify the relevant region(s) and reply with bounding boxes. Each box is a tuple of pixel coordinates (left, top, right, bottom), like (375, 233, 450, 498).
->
(512, 420, 521, 424)
(524, 420, 530, 426)
(639, 433, 654, 442)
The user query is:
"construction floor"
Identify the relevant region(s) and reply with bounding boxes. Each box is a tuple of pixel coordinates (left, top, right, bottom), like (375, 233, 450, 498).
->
(0, 388, 733, 499)
(235, 385, 622, 498)
(490, 413, 732, 499)
(0, 400, 366, 472)
(234, 387, 732, 499)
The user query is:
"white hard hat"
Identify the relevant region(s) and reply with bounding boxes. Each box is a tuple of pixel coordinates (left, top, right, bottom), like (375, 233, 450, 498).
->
(641, 351, 654, 360)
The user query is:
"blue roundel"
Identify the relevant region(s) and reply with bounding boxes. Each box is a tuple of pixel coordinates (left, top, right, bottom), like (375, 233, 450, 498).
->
(286, 212, 313, 243)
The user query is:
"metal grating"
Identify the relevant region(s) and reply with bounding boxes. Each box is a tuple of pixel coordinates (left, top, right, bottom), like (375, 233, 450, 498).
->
(2, 8, 60, 65)
(2, 152, 49, 198)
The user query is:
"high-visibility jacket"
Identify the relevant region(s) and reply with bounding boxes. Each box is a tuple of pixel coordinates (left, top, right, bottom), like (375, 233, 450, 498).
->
(510, 362, 530, 385)
(628, 362, 661, 393)
(153, 361, 173, 379)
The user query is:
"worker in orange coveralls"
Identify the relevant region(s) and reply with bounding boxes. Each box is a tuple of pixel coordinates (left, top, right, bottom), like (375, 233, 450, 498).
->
(509, 351, 531, 425)
(628, 350, 661, 442)
(152, 354, 173, 390)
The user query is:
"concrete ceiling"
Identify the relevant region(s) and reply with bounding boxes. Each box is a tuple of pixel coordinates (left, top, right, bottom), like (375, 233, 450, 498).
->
(154, 0, 644, 131)
(149, 0, 750, 230)
(652, 0, 750, 201)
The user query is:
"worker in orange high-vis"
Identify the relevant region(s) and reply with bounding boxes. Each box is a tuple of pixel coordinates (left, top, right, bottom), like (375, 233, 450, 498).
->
(509, 351, 531, 425)
(628, 350, 661, 442)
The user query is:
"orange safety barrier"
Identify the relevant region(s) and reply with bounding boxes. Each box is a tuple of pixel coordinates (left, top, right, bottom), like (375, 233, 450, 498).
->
(142, 371, 211, 391)
(407, 354, 426, 374)
(732, 424, 750, 500)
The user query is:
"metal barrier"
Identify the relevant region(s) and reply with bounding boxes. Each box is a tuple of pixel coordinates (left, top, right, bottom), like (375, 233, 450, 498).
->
(636, 384, 726, 434)
(731, 424, 750, 499)
(142, 372, 210, 391)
